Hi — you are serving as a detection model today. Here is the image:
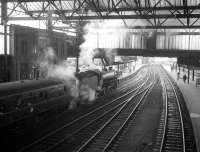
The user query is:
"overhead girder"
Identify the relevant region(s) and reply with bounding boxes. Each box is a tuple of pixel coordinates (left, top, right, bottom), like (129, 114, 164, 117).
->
(3, 0, 59, 2)
(116, 48, 200, 58)
(9, 14, 200, 20)
(3, 0, 200, 29)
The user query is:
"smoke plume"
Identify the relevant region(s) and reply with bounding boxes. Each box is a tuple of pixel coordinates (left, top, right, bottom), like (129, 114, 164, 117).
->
(37, 19, 132, 109)
(79, 20, 126, 69)
(37, 46, 77, 87)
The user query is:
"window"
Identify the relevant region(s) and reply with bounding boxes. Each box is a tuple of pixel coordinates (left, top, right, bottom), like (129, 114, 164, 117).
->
(21, 40, 28, 56)
(54, 42, 58, 56)
(20, 63, 29, 80)
(62, 43, 65, 56)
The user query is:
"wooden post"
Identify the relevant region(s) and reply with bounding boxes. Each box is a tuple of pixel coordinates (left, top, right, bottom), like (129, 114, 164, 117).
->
(192, 69, 194, 81)
(188, 68, 190, 84)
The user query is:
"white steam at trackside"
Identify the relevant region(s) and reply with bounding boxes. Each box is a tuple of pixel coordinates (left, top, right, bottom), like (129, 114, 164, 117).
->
(76, 20, 128, 104)
(37, 46, 79, 102)
(38, 47, 76, 83)
(79, 20, 128, 69)
(37, 46, 96, 109)
(37, 19, 131, 109)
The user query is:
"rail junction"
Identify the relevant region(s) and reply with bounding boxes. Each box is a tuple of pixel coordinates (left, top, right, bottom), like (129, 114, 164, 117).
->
(0, 1, 200, 152)
(12, 66, 196, 152)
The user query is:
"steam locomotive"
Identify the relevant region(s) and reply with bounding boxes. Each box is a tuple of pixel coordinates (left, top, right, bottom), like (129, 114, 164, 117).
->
(0, 48, 119, 126)
(72, 48, 119, 102)
(0, 67, 119, 126)
(73, 68, 118, 101)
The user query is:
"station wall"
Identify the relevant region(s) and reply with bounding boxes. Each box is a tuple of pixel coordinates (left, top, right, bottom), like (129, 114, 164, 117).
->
(97, 31, 200, 51)
(156, 34, 200, 50)
(6, 24, 76, 81)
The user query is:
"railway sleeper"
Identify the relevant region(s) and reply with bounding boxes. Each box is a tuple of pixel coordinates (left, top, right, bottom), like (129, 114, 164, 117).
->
(164, 146, 183, 150)
(167, 124, 181, 127)
(168, 120, 180, 124)
(88, 144, 105, 149)
(167, 121, 181, 124)
(94, 138, 110, 142)
(91, 143, 107, 148)
(164, 140, 182, 145)
(166, 132, 182, 135)
(86, 147, 102, 151)
(167, 128, 182, 132)
(166, 134, 182, 138)
(168, 118, 181, 122)
(167, 126, 182, 129)
(165, 143, 183, 148)
(166, 134, 183, 137)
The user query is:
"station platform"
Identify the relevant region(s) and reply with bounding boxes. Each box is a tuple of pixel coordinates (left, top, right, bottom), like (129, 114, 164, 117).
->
(164, 65, 200, 151)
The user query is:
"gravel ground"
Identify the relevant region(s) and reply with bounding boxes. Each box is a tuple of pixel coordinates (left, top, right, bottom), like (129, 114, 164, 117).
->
(115, 79, 163, 152)
(1, 71, 141, 151)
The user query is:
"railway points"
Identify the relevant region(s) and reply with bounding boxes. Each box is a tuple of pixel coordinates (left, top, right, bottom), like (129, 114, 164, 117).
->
(1, 65, 195, 152)
(1, 1, 200, 152)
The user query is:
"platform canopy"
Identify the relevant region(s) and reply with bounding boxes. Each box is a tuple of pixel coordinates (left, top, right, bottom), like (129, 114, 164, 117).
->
(1, 0, 200, 33)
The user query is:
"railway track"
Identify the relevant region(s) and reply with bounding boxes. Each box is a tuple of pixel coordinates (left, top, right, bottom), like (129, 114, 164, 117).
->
(153, 66, 197, 152)
(76, 83, 154, 152)
(117, 67, 148, 93)
(18, 68, 153, 152)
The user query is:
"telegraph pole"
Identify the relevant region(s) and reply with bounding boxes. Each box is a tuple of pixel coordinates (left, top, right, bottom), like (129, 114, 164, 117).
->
(1, 1, 8, 81)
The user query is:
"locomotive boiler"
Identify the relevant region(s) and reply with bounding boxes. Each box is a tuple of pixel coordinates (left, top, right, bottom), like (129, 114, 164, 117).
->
(74, 68, 118, 101)
(72, 48, 118, 102)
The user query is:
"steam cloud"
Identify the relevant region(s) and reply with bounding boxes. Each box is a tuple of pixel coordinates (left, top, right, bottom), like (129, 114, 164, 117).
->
(79, 20, 126, 69)
(37, 46, 96, 109)
(37, 19, 130, 109)
(38, 47, 76, 84)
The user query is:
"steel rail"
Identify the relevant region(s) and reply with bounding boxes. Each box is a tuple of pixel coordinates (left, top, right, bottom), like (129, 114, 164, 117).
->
(47, 82, 153, 152)
(102, 71, 157, 152)
(18, 68, 151, 152)
(157, 76, 168, 152)
(159, 68, 185, 152)
(76, 75, 154, 152)
(118, 68, 148, 92)
(1, 67, 148, 128)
